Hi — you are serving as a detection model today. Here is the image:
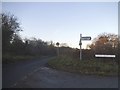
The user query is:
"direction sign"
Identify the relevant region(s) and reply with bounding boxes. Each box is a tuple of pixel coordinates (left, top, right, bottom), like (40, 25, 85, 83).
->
(95, 54, 116, 58)
(81, 37, 91, 40)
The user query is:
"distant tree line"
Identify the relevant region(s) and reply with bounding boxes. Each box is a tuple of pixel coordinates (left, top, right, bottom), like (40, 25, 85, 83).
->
(2, 12, 120, 62)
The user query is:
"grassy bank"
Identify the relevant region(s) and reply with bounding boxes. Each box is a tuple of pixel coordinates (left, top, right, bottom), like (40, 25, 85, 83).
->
(2, 54, 41, 64)
(48, 55, 118, 76)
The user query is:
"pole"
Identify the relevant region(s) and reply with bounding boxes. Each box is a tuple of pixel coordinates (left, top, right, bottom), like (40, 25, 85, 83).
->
(80, 34, 82, 60)
(57, 46, 59, 56)
(56, 42, 60, 56)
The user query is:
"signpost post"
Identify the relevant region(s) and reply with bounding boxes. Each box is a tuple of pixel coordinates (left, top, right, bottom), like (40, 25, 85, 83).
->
(79, 34, 91, 60)
(79, 34, 82, 60)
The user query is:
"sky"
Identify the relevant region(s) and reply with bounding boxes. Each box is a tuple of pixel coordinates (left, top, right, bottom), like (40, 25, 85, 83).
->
(2, 2, 118, 48)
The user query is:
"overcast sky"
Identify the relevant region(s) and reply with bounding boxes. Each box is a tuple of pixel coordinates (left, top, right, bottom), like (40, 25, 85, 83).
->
(2, 2, 118, 48)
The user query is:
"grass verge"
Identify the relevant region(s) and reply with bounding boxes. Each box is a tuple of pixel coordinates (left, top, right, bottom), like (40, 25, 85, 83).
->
(2, 54, 40, 64)
(48, 55, 118, 76)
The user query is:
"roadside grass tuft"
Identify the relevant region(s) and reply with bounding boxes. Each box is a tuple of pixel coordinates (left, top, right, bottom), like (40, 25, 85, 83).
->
(48, 55, 118, 76)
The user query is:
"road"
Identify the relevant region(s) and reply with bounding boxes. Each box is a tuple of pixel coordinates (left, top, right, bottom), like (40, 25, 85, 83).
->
(3, 56, 118, 88)
(2, 56, 54, 88)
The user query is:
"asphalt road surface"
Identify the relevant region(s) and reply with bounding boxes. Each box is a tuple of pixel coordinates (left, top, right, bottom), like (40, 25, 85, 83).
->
(2, 56, 54, 88)
(2, 56, 118, 88)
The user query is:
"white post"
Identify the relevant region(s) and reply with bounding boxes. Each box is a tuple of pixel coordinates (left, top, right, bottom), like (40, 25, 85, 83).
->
(80, 34, 82, 60)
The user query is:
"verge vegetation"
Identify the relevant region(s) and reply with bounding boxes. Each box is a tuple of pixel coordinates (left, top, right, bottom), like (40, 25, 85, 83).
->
(48, 55, 118, 76)
(2, 54, 39, 64)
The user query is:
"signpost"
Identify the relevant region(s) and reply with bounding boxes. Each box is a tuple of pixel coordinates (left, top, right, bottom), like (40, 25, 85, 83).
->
(79, 34, 91, 60)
